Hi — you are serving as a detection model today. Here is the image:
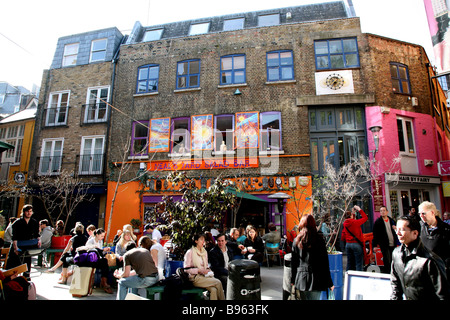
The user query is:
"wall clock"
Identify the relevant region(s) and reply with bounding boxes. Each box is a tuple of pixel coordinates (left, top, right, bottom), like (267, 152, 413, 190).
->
(326, 73, 345, 90)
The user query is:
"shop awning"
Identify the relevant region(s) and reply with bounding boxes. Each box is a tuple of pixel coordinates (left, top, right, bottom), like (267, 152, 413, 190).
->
(198, 186, 267, 202)
(0, 141, 14, 153)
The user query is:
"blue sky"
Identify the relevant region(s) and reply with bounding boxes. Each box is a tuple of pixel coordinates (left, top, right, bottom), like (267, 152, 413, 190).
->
(0, 0, 433, 90)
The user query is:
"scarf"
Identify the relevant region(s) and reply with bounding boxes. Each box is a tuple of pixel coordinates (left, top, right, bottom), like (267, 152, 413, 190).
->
(191, 245, 208, 269)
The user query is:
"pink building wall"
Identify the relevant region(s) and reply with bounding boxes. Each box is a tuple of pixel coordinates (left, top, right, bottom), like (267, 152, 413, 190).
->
(365, 106, 443, 220)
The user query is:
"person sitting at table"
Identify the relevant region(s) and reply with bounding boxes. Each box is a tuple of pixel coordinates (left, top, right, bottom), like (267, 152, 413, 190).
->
(115, 229, 136, 267)
(47, 222, 87, 284)
(243, 226, 264, 263)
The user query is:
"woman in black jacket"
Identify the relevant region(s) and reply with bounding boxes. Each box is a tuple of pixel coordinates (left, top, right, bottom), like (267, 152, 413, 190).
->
(291, 214, 334, 300)
(243, 226, 264, 263)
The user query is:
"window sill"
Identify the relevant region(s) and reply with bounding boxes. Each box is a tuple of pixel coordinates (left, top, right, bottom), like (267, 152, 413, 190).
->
(128, 155, 149, 160)
(168, 153, 191, 158)
(259, 150, 285, 156)
(265, 80, 296, 85)
(174, 87, 201, 93)
(211, 151, 236, 156)
(217, 83, 248, 89)
(133, 92, 159, 97)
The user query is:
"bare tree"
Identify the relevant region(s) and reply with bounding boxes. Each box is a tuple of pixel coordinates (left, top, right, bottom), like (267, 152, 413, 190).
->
(311, 155, 401, 252)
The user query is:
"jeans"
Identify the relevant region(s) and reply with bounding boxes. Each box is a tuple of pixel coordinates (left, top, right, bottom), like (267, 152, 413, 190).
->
(346, 242, 364, 271)
(117, 274, 159, 300)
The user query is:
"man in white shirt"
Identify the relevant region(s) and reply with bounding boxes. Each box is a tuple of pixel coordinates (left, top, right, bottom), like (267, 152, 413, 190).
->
(148, 224, 162, 243)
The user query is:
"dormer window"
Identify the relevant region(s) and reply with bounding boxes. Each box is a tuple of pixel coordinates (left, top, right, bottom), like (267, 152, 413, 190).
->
(90, 39, 107, 62)
(258, 14, 280, 27)
(143, 29, 163, 42)
(189, 22, 210, 35)
(62, 43, 79, 67)
(223, 18, 244, 31)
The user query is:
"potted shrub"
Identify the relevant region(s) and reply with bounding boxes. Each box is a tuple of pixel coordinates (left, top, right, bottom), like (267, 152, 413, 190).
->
(157, 171, 236, 261)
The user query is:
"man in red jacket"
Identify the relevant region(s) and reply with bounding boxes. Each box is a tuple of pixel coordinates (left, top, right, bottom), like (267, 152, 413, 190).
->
(342, 205, 368, 271)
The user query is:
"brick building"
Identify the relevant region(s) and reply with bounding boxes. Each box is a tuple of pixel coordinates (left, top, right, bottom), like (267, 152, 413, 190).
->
(28, 27, 124, 229)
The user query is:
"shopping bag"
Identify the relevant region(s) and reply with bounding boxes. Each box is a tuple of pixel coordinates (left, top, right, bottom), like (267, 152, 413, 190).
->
(328, 289, 335, 300)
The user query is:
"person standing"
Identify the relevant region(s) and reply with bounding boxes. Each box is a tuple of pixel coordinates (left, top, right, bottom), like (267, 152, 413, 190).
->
(418, 201, 450, 280)
(290, 214, 334, 300)
(341, 205, 368, 271)
(6, 205, 41, 279)
(114, 236, 159, 300)
(408, 206, 420, 223)
(391, 216, 448, 300)
(372, 206, 399, 273)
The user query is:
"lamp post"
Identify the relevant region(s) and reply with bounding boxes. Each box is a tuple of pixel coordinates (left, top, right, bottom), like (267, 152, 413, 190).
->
(369, 125, 382, 159)
(267, 192, 292, 237)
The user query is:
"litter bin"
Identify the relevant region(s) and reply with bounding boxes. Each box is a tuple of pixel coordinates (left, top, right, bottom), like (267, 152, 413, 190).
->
(226, 259, 261, 300)
(282, 253, 292, 300)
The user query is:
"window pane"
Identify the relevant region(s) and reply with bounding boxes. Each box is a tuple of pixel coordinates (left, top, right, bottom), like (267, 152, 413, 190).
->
(92, 39, 107, 51)
(91, 51, 106, 61)
(315, 41, 329, 55)
(138, 68, 149, 80)
(189, 75, 199, 86)
(330, 55, 345, 68)
(398, 66, 407, 79)
(221, 57, 232, 70)
(390, 64, 398, 78)
(137, 81, 147, 92)
(405, 121, 415, 153)
(64, 43, 79, 55)
(267, 53, 279, 67)
(190, 60, 200, 74)
(149, 66, 159, 79)
(397, 119, 405, 152)
(143, 29, 163, 41)
(258, 14, 279, 27)
(281, 67, 293, 79)
(223, 18, 244, 31)
(268, 69, 279, 81)
(234, 56, 245, 69)
(329, 40, 343, 53)
(234, 70, 245, 83)
(311, 141, 319, 171)
(221, 71, 232, 84)
(177, 62, 188, 75)
(401, 80, 410, 94)
(310, 111, 316, 127)
(316, 56, 329, 69)
(135, 123, 148, 138)
(189, 22, 209, 35)
(343, 39, 357, 52)
(392, 80, 401, 93)
(345, 53, 358, 66)
(280, 51, 293, 65)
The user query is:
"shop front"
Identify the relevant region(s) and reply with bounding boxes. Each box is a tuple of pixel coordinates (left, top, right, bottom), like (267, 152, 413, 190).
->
(384, 173, 442, 220)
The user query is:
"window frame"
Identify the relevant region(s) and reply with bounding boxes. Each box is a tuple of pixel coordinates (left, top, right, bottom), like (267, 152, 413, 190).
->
(259, 111, 282, 151)
(79, 135, 105, 175)
(314, 37, 360, 70)
(176, 59, 201, 89)
(136, 64, 160, 94)
(90, 38, 108, 63)
(214, 114, 235, 153)
(397, 117, 416, 156)
(223, 18, 244, 31)
(220, 54, 246, 85)
(390, 62, 411, 95)
(39, 138, 64, 175)
(143, 29, 164, 42)
(266, 50, 294, 82)
(170, 117, 191, 154)
(62, 43, 79, 67)
(131, 121, 150, 157)
(258, 14, 280, 27)
(46, 91, 70, 126)
(85, 86, 110, 123)
(189, 22, 210, 35)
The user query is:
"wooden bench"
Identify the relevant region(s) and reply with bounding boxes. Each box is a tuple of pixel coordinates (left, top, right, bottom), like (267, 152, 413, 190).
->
(146, 285, 205, 300)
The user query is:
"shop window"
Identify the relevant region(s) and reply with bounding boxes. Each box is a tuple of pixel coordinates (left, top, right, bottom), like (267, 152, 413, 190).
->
(214, 114, 234, 152)
(260, 111, 282, 151)
(171, 117, 190, 154)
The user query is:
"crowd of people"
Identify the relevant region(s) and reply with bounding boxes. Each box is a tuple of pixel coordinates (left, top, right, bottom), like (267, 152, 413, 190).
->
(2, 199, 450, 301)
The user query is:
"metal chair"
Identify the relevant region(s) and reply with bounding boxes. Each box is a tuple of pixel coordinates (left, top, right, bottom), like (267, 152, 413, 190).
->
(264, 242, 282, 268)
(0, 248, 9, 269)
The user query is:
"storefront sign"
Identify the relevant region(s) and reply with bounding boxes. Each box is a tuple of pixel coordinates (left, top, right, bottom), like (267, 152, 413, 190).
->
(372, 177, 384, 212)
(385, 173, 441, 185)
(443, 182, 450, 197)
(147, 158, 258, 171)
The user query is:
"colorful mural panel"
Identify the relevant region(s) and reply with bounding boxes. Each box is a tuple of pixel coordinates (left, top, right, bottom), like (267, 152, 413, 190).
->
(149, 117, 170, 152)
(235, 111, 259, 148)
(191, 114, 214, 150)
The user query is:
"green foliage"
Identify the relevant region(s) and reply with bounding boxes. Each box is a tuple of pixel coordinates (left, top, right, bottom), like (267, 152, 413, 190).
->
(158, 171, 236, 260)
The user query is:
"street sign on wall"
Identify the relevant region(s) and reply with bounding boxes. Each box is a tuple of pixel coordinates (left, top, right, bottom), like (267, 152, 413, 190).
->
(438, 160, 450, 175)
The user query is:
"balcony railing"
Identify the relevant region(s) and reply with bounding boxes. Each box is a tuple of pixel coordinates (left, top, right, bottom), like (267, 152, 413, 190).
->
(76, 153, 105, 175)
(81, 103, 109, 125)
(42, 107, 70, 127)
(36, 155, 63, 176)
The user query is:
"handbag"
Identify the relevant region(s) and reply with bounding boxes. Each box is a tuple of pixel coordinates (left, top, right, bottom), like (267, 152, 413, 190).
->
(345, 226, 364, 247)
(105, 252, 116, 267)
(328, 289, 335, 300)
(175, 267, 195, 288)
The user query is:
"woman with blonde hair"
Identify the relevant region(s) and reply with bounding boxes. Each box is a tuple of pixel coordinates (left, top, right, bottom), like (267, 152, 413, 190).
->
(115, 229, 136, 266)
(184, 233, 225, 300)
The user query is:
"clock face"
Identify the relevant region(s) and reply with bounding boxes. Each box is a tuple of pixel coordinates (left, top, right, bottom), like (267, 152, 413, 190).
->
(326, 73, 345, 90)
